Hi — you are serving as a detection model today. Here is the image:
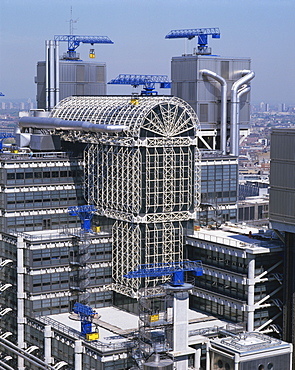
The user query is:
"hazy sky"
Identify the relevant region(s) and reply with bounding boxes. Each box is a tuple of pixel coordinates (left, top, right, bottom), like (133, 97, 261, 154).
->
(0, 0, 294, 104)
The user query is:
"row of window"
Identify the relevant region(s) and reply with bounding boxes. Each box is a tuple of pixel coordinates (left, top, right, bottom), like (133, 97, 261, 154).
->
(188, 246, 248, 274)
(5, 168, 83, 185)
(190, 295, 245, 323)
(2, 215, 79, 233)
(30, 243, 112, 267)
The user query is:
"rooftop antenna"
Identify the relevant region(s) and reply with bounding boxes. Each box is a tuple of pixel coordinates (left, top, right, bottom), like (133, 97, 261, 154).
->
(68, 6, 78, 35)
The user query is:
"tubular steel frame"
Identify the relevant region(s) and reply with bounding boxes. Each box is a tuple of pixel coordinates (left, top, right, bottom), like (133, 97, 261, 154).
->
(50, 96, 200, 297)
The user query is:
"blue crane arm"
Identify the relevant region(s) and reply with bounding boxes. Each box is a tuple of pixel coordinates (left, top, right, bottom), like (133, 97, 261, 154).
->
(108, 74, 171, 88)
(0, 133, 15, 150)
(165, 28, 220, 40)
(73, 303, 98, 336)
(124, 260, 203, 279)
(54, 35, 114, 52)
(73, 302, 96, 318)
(68, 205, 97, 232)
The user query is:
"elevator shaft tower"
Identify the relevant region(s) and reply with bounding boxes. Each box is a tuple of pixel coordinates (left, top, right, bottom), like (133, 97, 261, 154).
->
(20, 95, 200, 298)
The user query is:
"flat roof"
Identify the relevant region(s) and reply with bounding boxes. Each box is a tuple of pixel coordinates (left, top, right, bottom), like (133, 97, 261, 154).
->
(16, 228, 111, 242)
(47, 305, 231, 346)
(188, 224, 283, 254)
(211, 332, 291, 355)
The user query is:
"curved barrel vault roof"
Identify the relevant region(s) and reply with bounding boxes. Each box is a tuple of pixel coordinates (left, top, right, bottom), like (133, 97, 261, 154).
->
(50, 95, 200, 139)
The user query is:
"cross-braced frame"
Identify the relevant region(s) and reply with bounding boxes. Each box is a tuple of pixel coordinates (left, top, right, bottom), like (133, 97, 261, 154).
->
(50, 96, 200, 297)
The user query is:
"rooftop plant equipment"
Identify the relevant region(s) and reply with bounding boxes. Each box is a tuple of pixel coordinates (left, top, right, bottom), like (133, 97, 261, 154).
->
(54, 34, 114, 60)
(165, 27, 220, 55)
(108, 74, 171, 95)
(124, 260, 203, 286)
(68, 205, 97, 232)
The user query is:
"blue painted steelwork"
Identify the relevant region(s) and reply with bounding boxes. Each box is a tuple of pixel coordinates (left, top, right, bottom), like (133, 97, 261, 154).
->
(68, 205, 96, 232)
(73, 302, 97, 336)
(54, 35, 113, 59)
(0, 133, 15, 150)
(165, 27, 220, 54)
(108, 74, 171, 95)
(124, 260, 203, 286)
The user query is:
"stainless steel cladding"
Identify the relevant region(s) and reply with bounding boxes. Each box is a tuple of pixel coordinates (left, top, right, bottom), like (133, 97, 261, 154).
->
(171, 55, 252, 153)
(270, 129, 295, 233)
(36, 60, 106, 110)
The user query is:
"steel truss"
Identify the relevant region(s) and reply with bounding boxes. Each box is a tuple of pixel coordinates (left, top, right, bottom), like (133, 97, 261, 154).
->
(51, 96, 200, 297)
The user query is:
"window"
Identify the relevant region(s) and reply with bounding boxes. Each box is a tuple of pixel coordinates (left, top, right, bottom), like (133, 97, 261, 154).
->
(221, 61, 229, 79)
(7, 173, 15, 180)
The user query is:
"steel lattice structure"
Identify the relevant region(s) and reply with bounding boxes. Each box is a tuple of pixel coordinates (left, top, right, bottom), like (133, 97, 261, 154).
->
(50, 96, 200, 297)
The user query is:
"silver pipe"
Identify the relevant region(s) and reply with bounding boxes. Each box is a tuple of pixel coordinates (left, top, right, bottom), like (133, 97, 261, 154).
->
(0, 337, 56, 370)
(19, 116, 128, 133)
(230, 70, 255, 156)
(237, 85, 251, 147)
(0, 359, 14, 370)
(200, 69, 227, 154)
(17, 236, 25, 370)
(54, 40, 60, 105)
(45, 41, 50, 111)
(49, 40, 55, 111)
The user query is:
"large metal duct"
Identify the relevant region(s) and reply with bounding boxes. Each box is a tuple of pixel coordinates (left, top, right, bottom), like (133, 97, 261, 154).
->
(237, 85, 251, 149)
(19, 116, 128, 133)
(230, 70, 255, 156)
(45, 40, 59, 111)
(200, 69, 227, 154)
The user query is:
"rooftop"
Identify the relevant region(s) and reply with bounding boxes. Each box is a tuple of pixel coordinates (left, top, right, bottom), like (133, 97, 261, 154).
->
(37, 305, 235, 349)
(211, 332, 291, 355)
(188, 223, 283, 254)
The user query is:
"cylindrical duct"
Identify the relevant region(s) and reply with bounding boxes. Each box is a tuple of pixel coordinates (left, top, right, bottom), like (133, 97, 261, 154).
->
(45, 40, 50, 111)
(19, 116, 128, 133)
(54, 40, 60, 106)
(200, 69, 227, 154)
(49, 40, 55, 111)
(143, 359, 173, 370)
(230, 70, 255, 156)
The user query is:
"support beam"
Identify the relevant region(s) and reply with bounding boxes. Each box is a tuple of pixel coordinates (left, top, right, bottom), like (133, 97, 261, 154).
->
(17, 236, 26, 370)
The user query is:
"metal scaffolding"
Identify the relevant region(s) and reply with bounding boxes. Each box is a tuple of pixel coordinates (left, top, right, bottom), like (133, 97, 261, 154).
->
(50, 96, 200, 297)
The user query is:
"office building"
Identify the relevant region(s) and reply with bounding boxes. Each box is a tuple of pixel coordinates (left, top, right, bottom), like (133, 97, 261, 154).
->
(269, 128, 295, 365)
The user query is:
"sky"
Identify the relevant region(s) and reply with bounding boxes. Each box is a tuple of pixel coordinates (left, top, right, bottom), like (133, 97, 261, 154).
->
(0, 0, 294, 105)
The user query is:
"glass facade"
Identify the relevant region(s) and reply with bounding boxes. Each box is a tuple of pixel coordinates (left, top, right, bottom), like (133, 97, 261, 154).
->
(199, 157, 238, 225)
(0, 154, 84, 232)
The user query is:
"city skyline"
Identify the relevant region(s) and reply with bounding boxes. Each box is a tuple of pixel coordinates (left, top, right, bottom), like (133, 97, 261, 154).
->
(0, 0, 294, 104)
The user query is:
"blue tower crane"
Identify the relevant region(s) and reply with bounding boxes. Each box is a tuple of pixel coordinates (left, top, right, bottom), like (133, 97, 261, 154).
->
(108, 74, 171, 96)
(124, 260, 203, 286)
(73, 302, 99, 338)
(68, 205, 97, 232)
(54, 34, 114, 60)
(165, 27, 220, 55)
